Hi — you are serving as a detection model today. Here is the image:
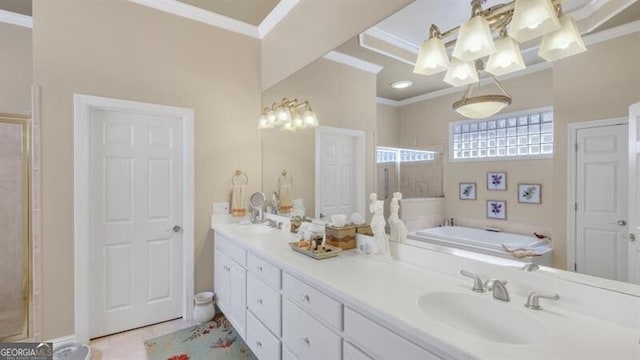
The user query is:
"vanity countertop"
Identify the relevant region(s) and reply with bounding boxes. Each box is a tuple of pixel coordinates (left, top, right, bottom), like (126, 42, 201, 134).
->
(213, 223, 640, 360)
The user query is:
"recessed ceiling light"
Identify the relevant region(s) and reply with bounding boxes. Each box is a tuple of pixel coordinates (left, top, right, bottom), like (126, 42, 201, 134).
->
(390, 80, 414, 89)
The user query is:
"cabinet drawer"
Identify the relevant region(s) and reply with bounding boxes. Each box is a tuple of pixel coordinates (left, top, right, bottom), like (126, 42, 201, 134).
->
(344, 308, 440, 360)
(246, 311, 281, 360)
(215, 233, 246, 266)
(343, 341, 372, 360)
(282, 273, 342, 330)
(247, 252, 281, 289)
(283, 298, 341, 360)
(247, 272, 281, 336)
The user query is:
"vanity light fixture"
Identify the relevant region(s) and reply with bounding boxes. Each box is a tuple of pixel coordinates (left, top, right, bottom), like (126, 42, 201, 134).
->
(258, 98, 318, 131)
(390, 80, 414, 89)
(413, 0, 585, 118)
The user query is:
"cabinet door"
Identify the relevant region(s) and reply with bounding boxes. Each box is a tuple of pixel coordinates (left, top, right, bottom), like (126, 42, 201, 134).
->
(228, 260, 247, 338)
(214, 249, 230, 314)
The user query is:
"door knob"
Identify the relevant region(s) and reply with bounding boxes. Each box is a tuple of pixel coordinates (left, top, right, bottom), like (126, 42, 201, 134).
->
(617, 220, 627, 226)
(630, 233, 636, 242)
(172, 225, 182, 232)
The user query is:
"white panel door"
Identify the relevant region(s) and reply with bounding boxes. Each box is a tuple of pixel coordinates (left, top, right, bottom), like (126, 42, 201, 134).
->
(628, 103, 640, 284)
(575, 124, 628, 281)
(318, 133, 356, 218)
(89, 109, 183, 338)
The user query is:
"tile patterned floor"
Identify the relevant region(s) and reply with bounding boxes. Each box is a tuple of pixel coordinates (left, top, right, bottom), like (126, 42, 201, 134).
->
(89, 318, 199, 360)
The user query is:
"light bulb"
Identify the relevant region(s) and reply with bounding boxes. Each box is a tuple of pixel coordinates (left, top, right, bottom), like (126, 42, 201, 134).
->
(267, 110, 276, 124)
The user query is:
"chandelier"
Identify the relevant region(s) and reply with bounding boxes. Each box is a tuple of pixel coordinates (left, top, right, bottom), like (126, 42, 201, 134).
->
(258, 98, 319, 131)
(414, 0, 586, 118)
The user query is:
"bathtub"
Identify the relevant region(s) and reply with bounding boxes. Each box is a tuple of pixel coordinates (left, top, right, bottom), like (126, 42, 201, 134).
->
(408, 226, 553, 266)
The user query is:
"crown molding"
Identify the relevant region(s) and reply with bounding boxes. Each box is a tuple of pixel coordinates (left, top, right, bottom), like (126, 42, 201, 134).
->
(323, 51, 384, 74)
(258, 0, 299, 38)
(583, 18, 640, 46)
(363, 26, 418, 54)
(570, 0, 609, 20)
(130, 0, 298, 39)
(376, 97, 401, 107)
(0, 9, 32, 28)
(129, 0, 259, 38)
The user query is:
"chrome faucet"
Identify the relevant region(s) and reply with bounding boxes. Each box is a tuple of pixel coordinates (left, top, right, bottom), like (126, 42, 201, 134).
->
(525, 292, 560, 310)
(521, 263, 540, 272)
(460, 270, 486, 293)
(485, 279, 510, 302)
(262, 218, 284, 229)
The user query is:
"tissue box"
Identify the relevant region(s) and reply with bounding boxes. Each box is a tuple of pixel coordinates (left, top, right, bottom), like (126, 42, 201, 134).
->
(325, 225, 356, 250)
(355, 224, 373, 236)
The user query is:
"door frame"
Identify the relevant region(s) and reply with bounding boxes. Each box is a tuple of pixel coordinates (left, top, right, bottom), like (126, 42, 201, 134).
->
(73, 94, 194, 344)
(314, 126, 366, 218)
(566, 117, 627, 272)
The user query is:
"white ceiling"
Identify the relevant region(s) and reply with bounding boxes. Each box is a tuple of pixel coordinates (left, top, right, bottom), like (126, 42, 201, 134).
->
(375, 0, 593, 46)
(334, 0, 640, 102)
(176, 0, 280, 26)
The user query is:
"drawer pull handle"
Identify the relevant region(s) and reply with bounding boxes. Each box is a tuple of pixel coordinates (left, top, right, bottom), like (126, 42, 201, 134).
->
(256, 341, 262, 348)
(302, 294, 311, 303)
(302, 337, 310, 346)
(257, 298, 263, 305)
(257, 265, 263, 272)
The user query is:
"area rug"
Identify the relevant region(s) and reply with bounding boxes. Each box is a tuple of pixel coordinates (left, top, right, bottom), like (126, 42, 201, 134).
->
(144, 312, 257, 360)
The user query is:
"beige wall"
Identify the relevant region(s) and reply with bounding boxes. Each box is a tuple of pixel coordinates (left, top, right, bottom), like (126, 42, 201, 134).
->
(261, 0, 413, 90)
(0, 23, 31, 114)
(33, 0, 262, 339)
(262, 58, 377, 217)
(376, 103, 399, 147)
(397, 70, 554, 243)
(552, 32, 640, 270)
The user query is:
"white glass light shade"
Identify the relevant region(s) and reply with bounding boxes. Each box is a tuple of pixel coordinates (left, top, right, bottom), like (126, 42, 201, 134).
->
(276, 106, 292, 124)
(266, 110, 277, 126)
(538, 15, 586, 62)
(444, 59, 479, 87)
(486, 37, 526, 76)
(453, 95, 511, 119)
(258, 114, 268, 129)
(509, 0, 560, 43)
(452, 16, 496, 62)
(303, 110, 318, 127)
(414, 37, 449, 75)
(293, 112, 304, 129)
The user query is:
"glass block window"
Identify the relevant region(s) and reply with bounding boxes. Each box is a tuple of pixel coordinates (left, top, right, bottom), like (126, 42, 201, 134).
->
(450, 107, 553, 161)
(376, 146, 435, 163)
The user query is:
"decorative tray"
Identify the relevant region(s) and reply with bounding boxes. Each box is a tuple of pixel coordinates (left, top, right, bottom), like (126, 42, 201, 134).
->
(288, 242, 342, 260)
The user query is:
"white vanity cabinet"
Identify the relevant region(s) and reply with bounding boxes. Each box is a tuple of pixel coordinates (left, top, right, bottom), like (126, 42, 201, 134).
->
(213, 234, 246, 338)
(214, 229, 441, 360)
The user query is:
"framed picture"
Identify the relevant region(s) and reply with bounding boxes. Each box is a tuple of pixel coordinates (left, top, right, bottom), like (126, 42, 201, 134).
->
(518, 183, 541, 204)
(487, 172, 507, 190)
(459, 183, 476, 200)
(487, 200, 507, 220)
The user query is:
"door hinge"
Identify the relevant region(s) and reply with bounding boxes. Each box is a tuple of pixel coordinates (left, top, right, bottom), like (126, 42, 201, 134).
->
(575, 142, 578, 152)
(574, 263, 577, 271)
(575, 203, 578, 211)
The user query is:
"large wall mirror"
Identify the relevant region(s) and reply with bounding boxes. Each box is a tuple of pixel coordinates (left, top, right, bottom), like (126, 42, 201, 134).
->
(261, 0, 640, 296)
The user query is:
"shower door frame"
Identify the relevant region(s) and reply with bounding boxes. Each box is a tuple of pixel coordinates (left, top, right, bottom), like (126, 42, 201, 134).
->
(0, 113, 31, 342)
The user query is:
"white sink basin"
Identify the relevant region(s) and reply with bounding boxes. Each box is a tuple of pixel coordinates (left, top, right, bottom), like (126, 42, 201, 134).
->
(234, 224, 276, 235)
(417, 291, 550, 345)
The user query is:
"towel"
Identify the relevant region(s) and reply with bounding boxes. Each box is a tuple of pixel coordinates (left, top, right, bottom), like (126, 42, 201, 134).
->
(231, 171, 247, 217)
(501, 244, 544, 258)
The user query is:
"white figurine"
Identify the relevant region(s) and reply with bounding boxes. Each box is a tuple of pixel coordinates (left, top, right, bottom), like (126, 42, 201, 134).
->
(389, 192, 408, 243)
(369, 193, 390, 257)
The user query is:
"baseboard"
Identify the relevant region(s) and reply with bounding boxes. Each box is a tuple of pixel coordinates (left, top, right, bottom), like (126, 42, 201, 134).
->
(47, 334, 77, 348)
